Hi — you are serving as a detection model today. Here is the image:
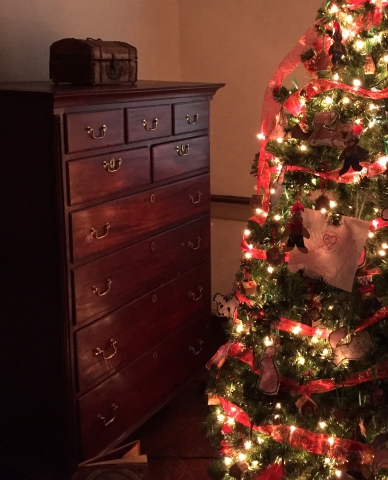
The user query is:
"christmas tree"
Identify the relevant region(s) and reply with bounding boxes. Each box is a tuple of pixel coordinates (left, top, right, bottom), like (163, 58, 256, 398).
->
(205, 1, 388, 479)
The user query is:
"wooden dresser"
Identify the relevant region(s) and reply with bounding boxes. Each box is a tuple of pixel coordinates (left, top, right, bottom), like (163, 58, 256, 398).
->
(0, 80, 223, 478)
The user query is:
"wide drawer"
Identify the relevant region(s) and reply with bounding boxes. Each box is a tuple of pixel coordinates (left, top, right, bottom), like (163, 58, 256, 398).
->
(70, 174, 210, 263)
(67, 147, 151, 205)
(78, 312, 213, 460)
(152, 135, 209, 183)
(72, 215, 210, 324)
(173, 100, 209, 135)
(126, 104, 171, 143)
(75, 261, 211, 392)
(64, 109, 125, 154)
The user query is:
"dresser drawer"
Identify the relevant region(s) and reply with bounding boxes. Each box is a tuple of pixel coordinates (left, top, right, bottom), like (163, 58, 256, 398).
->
(78, 312, 213, 460)
(173, 101, 209, 135)
(64, 109, 125, 154)
(75, 261, 210, 392)
(72, 215, 210, 324)
(152, 135, 209, 182)
(126, 104, 171, 143)
(70, 174, 210, 262)
(67, 147, 150, 205)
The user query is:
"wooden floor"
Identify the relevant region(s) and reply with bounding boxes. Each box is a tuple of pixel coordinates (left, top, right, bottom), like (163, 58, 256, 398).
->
(127, 367, 221, 480)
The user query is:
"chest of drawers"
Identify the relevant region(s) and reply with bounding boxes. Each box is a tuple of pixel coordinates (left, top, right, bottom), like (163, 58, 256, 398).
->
(0, 80, 223, 478)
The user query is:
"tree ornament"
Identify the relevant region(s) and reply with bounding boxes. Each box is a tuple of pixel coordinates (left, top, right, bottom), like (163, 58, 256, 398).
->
(339, 127, 368, 176)
(301, 48, 318, 78)
(257, 337, 280, 395)
(328, 22, 346, 70)
(314, 50, 331, 72)
(314, 193, 331, 211)
(229, 461, 249, 479)
(345, 450, 373, 480)
(329, 327, 373, 365)
(301, 306, 322, 328)
(241, 269, 257, 295)
(250, 194, 263, 213)
(357, 270, 382, 319)
(364, 54, 376, 75)
(213, 293, 239, 319)
(373, 432, 388, 472)
(283, 201, 310, 254)
(266, 246, 285, 266)
(381, 207, 388, 221)
(295, 395, 318, 415)
(308, 111, 353, 148)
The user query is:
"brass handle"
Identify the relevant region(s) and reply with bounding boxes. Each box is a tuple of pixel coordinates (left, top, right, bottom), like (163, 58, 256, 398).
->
(189, 339, 203, 356)
(188, 237, 201, 250)
(86, 124, 107, 139)
(189, 191, 202, 204)
(186, 113, 199, 124)
(103, 158, 122, 173)
(93, 338, 117, 360)
(90, 223, 110, 240)
(92, 279, 112, 297)
(176, 144, 190, 156)
(142, 118, 158, 131)
(188, 285, 203, 301)
(97, 403, 118, 427)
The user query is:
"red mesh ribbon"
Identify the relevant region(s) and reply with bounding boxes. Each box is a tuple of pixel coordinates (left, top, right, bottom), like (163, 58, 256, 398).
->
(220, 398, 374, 464)
(286, 162, 387, 182)
(354, 305, 388, 333)
(273, 317, 331, 339)
(227, 342, 388, 394)
(255, 463, 283, 480)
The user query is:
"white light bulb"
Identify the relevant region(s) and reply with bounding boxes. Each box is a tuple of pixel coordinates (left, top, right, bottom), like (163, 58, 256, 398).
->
(382, 243, 388, 249)
(384, 54, 388, 62)
(300, 144, 307, 151)
(257, 133, 265, 140)
(267, 266, 274, 273)
(238, 453, 246, 461)
(277, 137, 283, 143)
(244, 229, 251, 236)
(379, 250, 386, 256)
(330, 201, 337, 208)
(224, 457, 232, 466)
(368, 232, 375, 238)
(325, 96, 333, 104)
(319, 421, 327, 429)
(353, 79, 361, 87)
(343, 97, 350, 104)
(328, 437, 335, 445)
(333, 73, 339, 81)
(320, 208, 327, 214)
(355, 40, 364, 50)
(270, 188, 276, 194)
(244, 441, 252, 449)
(290, 426, 296, 433)
(274, 214, 281, 221)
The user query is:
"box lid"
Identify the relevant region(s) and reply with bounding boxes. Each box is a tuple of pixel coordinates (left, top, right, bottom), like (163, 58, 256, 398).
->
(50, 38, 137, 61)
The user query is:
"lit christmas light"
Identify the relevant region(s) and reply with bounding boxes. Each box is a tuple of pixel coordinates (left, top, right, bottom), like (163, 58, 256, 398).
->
(329, 201, 337, 208)
(343, 97, 350, 103)
(300, 144, 307, 151)
(319, 421, 327, 429)
(274, 214, 281, 221)
(369, 232, 375, 238)
(244, 441, 252, 449)
(328, 437, 335, 445)
(267, 266, 274, 273)
(244, 229, 251, 236)
(257, 133, 265, 140)
(379, 250, 386, 256)
(224, 457, 232, 466)
(353, 78, 361, 87)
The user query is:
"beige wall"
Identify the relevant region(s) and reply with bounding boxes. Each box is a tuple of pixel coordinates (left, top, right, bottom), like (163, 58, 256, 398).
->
(0, 0, 181, 82)
(178, 0, 323, 198)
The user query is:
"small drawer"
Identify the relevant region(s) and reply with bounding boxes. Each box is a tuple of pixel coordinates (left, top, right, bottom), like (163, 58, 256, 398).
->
(126, 104, 171, 143)
(173, 101, 209, 135)
(67, 147, 151, 205)
(72, 215, 210, 324)
(64, 109, 125, 154)
(75, 261, 211, 392)
(70, 174, 210, 262)
(152, 135, 209, 183)
(78, 312, 213, 460)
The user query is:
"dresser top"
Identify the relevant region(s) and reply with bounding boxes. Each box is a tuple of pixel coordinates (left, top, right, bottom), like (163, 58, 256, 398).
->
(0, 80, 224, 107)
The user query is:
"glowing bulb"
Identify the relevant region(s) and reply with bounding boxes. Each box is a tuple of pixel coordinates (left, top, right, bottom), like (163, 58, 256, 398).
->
(312, 336, 318, 343)
(328, 437, 335, 445)
(276, 403, 281, 409)
(369, 103, 377, 110)
(264, 336, 273, 346)
(300, 144, 307, 151)
(377, 156, 388, 167)
(343, 97, 350, 104)
(252, 460, 259, 467)
(274, 414, 279, 419)
(290, 426, 296, 433)
(293, 326, 301, 334)
(224, 457, 232, 466)
(256, 208, 262, 214)
(368, 232, 375, 238)
(217, 414, 225, 422)
(328, 305, 334, 310)
(238, 453, 246, 461)
(322, 348, 329, 356)
(320, 208, 327, 214)
(333, 73, 339, 81)
(244, 229, 251, 236)
(270, 188, 276, 194)
(298, 357, 305, 365)
(330, 200, 337, 208)
(274, 214, 281, 221)
(368, 121, 375, 128)
(325, 458, 331, 464)
(379, 250, 386, 256)
(277, 137, 283, 143)
(227, 417, 235, 425)
(236, 324, 243, 333)
(384, 54, 388, 62)
(245, 441, 252, 449)
(346, 14, 353, 23)
(330, 4, 339, 13)
(245, 252, 252, 259)
(257, 133, 265, 140)
(325, 96, 333, 104)
(353, 79, 361, 87)
(355, 39, 364, 50)
(382, 243, 388, 249)
(336, 470, 342, 477)
(319, 421, 327, 429)
(267, 266, 274, 273)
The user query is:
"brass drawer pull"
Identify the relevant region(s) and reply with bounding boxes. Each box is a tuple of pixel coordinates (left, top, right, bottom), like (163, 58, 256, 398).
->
(189, 339, 203, 356)
(90, 223, 110, 240)
(86, 124, 107, 139)
(93, 338, 117, 360)
(186, 113, 199, 125)
(97, 403, 118, 427)
(189, 191, 202, 204)
(176, 144, 190, 156)
(92, 279, 112, 297)
(188, 237, 201, 250)
(188, 285, 203, 301)
(142, 118, 158, 131)
(103, 157, 122, 173)
(150, 193, 156, 204)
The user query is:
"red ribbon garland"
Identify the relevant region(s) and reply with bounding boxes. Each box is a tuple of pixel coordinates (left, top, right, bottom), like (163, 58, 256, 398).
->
(219, 398, 374, 464)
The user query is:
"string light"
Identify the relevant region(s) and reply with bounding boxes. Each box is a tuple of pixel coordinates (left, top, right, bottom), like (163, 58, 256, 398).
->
(355, 39, 364, 50)
(298, 356, 305, 365)
(300, 144, 307, 151)
(330, 201, 337, 208)
(293, 326, 301, 334)
(353, 79, 361, 88)
(379, 249, 386, 256)
(325, 96, 333, 105)
(335, 470, 342, 477)
(382, 243, 388, 249)
(267, 266, 274, 273)
(270, 188, 276, 194)
(224, 457, 232, 466)
(328, 437, 335, 445)
(277, 137, 283, 143)
(264, 336, 274, 346)
(217, 414, 225, 422)
(343, 97, 350, 104)
(276, 403, 281, 409)
(257, 133, 265, 140)
(238, 453, 247, 461)
(384, 54, 388, 62)
(244, 229, 251, 237)
(319, 421, 327, 429)
(244, 441, 252, 449)
(368, 232, 375, 238)
(333, 73, 339, 81)
(290, 426, 296, 433)
(274, 214, 281, 221)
